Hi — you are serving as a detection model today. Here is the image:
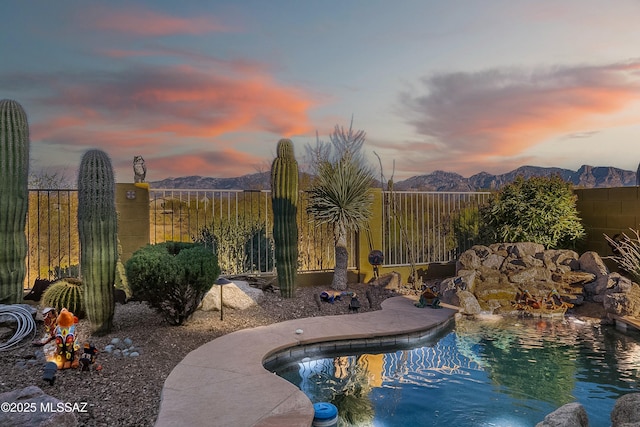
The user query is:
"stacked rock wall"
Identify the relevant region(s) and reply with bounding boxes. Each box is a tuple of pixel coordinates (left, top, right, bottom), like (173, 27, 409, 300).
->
(439, 242, 640, 318)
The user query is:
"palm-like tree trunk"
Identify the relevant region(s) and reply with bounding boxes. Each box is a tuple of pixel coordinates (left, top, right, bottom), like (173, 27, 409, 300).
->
(332, 221, 348, 290)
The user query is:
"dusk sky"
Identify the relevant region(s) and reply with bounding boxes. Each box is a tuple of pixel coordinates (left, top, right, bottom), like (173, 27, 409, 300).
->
(3, 1, 640, 183)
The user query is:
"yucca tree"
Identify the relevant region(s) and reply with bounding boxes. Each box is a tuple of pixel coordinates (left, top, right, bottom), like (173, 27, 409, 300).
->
(306, 122, 374, 290)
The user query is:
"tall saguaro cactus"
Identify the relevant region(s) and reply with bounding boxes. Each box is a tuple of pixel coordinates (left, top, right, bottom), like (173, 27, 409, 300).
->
(270, 139, 299, 298)
(78, 149, 117, 334)
(0, 100, 30, 304)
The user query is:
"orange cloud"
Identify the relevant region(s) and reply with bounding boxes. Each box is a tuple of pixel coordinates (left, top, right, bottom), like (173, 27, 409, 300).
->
(36, 64, 316, 141)
(82, 5, 232, 36)
(147, 150, 265, 179)
(402, 61, 640, 161)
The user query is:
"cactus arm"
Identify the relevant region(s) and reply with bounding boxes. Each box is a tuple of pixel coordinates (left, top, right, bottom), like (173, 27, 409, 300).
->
(0, 99, 30, 304)
(270, 139, 299, 298)
(77, 149, 117, 334)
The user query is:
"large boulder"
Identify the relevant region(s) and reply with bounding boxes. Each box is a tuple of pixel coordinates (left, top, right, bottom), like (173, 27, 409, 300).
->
(535, 402, 588, 427)
(368, 271, 402, 290)
(0, 386, 77, 427)
(200, 280, 264, 311)
(579, 251, 609, 278)
(450, 290, 482, 315)
(603, 283, 640, 317)
(611, 393, 640, 427)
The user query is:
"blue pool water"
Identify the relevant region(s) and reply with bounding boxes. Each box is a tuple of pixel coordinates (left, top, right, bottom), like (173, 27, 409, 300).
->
(269, 316, 640, 426)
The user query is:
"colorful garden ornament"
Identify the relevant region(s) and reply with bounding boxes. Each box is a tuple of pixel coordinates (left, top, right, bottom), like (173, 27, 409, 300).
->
(52, 308, 80, 369)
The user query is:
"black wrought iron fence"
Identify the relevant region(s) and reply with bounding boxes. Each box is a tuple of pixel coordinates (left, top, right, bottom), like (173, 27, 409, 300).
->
(149, 189, 356, 276)
(24, 188, 490, 288)
(25, 189, 79, 288)
(382, 191, 491, 266)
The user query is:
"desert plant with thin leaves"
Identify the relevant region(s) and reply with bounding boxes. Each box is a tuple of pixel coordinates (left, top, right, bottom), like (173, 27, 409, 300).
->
(604, 229, 640, 282)
(306, 120, 374, 290)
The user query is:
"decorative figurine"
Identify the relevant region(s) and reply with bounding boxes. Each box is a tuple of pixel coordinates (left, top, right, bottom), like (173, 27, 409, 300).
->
(79, 342, 99, 372)
(415, 286, 441, 308)
(53, 308, 80, 369)
(33, 307, 58, 346)
(133, 155, 146, 183)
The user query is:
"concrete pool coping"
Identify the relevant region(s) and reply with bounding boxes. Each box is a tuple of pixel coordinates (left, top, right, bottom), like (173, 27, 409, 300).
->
(154, 295, 458, 427)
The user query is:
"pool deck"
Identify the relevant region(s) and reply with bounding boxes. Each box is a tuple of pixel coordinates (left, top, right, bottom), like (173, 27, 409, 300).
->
(154, 295, 458, 427)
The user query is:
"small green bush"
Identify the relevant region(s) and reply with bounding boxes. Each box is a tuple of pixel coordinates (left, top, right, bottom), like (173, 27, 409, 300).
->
(479, 175, 585, 249)
(41, 278, 85, 318)
(125, 242, 220, 325)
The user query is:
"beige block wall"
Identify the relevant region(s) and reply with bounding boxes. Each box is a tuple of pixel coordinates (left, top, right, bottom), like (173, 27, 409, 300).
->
(115, 183, 150, 263)
(574, 187, 640, 257)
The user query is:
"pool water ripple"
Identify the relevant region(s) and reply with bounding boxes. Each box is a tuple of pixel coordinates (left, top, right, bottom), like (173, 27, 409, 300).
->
(270, 316, 640, 426)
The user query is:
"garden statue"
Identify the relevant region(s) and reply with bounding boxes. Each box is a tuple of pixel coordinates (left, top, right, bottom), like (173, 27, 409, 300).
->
(79, 343, 99, 371)
(33, 307, 58, 346)
(320, 290, 355, 304)
(133, 155, 146, 183)
(52, 308, 80, 369)
(415, 286, 441, 308)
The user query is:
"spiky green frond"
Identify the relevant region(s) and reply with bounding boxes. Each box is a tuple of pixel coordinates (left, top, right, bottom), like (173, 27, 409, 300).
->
(306, 157, 373, 231)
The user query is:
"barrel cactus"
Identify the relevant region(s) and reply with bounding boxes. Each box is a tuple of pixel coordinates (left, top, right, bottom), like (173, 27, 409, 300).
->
(78, 149, 117, 335)
(41, 278, 85, 318)
(0, 99, 30, 304)
(270, 139, 299, 298)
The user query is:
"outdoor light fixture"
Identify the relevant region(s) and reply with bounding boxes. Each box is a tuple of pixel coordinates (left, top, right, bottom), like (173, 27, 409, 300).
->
(43, 361, 57, 385)
(215, 277, 233, 321)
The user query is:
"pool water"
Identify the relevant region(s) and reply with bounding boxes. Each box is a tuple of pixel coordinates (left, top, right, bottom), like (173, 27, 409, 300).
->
(270, 316, 640, 426)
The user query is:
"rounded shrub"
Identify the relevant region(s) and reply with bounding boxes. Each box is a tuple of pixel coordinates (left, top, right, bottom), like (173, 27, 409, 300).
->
(479, 175, 585, 249)
(40, 278, 85, 318)
(125, 242, 220, 325)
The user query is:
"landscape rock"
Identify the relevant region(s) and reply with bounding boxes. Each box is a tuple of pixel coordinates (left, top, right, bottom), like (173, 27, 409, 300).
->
(368, 271, 402, 290)
(450, 290, 482, 315)
(535, 402, 588, 427)
(579, 251, 609, 277)
(603, 284, 640, 317)
(0, 386, 77, 427)
(611, 393, 640, 427)
(200, 280, 265, 311)
(448, 244, 625, 315)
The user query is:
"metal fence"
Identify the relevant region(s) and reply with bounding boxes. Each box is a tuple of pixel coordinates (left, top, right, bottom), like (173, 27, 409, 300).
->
(149, 189, 356, 276)
(382, 191, 491, 266)
(23, 188, 491, 287)
(26, 190, 79, 287)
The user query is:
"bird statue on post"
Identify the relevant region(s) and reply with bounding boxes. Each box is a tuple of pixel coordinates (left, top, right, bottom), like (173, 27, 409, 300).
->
(133, 155, 146, 183)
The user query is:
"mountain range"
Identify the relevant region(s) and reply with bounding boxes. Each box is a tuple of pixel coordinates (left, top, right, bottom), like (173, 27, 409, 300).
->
(150, 165, 639, 191)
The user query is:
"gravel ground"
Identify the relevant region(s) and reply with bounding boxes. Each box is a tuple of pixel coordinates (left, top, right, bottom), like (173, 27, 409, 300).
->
(0, 282, 399, 427)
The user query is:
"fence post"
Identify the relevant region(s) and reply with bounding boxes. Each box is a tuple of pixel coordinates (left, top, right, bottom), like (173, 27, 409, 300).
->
(115, 183, 150, 263)
(357, 188, 384, 283)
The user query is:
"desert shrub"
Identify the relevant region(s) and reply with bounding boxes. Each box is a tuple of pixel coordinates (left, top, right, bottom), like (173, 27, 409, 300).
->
(243, 226, 274, 273)
(41, 278, 85, 317)
(452, 205, 482, 252)
(605, 230, 640, 282)
(125, 242, 220, 325)
(479, 175, 585, 249)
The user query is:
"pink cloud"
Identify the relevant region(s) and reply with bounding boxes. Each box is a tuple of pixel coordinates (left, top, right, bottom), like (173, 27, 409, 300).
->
(147, 150, 265, 179)
(31, 63, 316, 143)
(81, 5, 232, 36)
(402, 61, 640, 162)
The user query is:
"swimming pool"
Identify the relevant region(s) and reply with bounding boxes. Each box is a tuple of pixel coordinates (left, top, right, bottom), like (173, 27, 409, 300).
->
(268, 315, 640, 426)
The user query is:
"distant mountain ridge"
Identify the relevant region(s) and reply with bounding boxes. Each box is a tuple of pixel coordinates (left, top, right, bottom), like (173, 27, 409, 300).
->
(151, 165, 637, 191)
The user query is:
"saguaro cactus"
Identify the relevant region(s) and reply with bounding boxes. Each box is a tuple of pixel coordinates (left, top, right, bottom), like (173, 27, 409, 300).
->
(77, 149, 117, 334)
(270, 139, 299, 298)
(0, 100, 30, 304)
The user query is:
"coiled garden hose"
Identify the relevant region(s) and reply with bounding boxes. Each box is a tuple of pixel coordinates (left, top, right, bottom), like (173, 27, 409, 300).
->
(0, 305, 37, 351)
